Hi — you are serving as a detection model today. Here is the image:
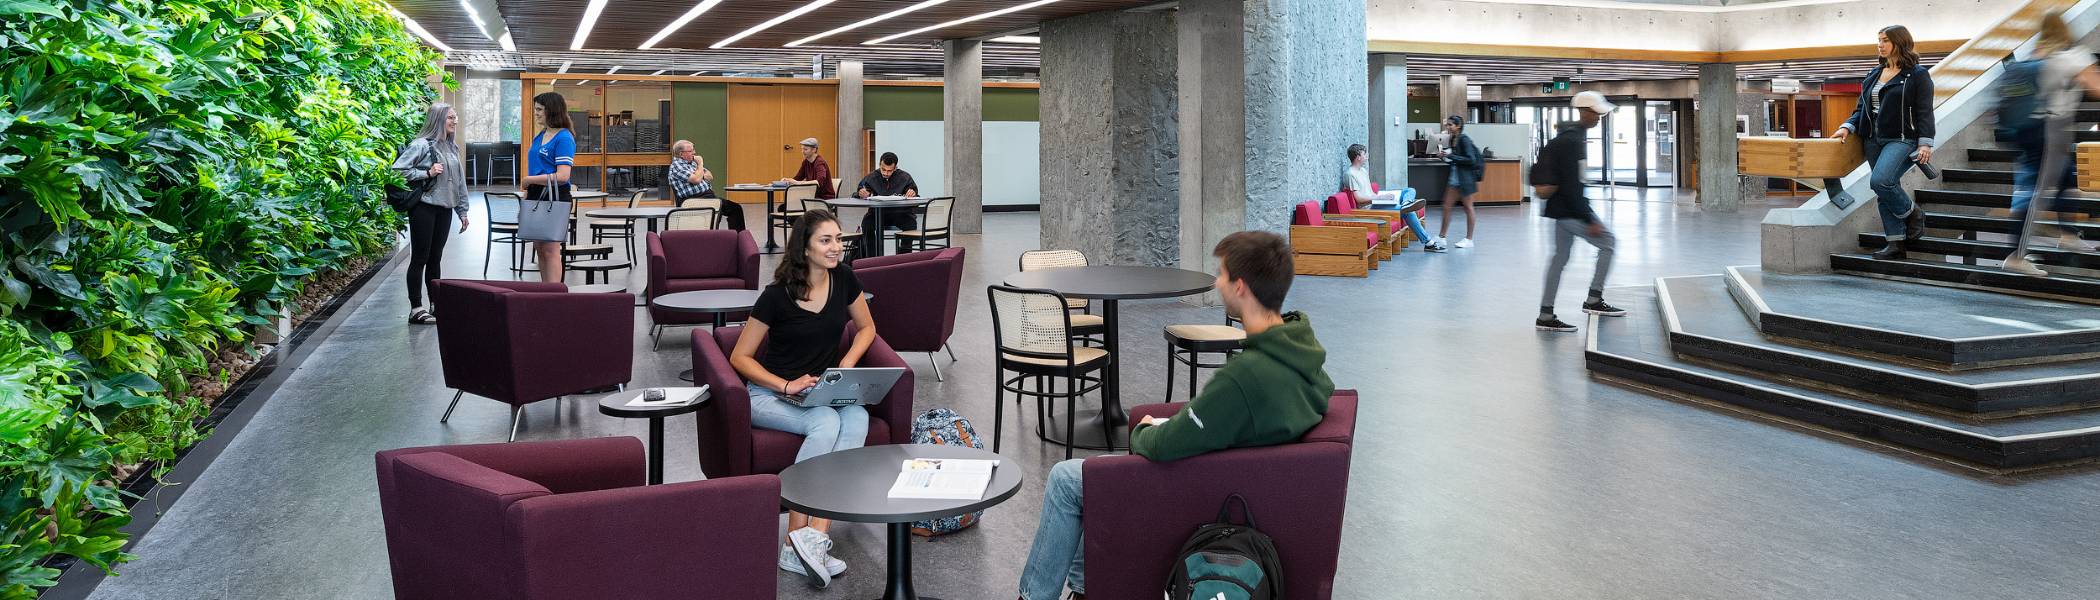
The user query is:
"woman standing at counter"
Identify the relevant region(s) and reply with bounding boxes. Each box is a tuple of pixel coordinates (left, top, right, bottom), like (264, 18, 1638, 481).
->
(1438, 115, 1483, 248)
(1830, 24, 1933, 260)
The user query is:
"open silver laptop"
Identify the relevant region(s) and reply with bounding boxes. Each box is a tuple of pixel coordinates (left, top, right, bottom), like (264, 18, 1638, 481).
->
(784, 367, 907, 407)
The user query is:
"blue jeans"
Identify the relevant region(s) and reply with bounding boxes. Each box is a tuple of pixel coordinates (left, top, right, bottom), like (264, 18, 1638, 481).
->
(1399, 211, 1434, 244)
(2010, 124, 2077, 214)
(746, 382, 868, 464)
(1018, 459, 1086, 600)
(1862, 138, 1919, 240)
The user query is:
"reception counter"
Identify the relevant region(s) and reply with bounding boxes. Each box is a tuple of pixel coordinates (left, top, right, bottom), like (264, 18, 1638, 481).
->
(1408, 158, 1525, 206)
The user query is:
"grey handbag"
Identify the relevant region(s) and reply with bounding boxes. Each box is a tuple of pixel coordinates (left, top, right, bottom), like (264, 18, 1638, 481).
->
(515, 183, 570, 243)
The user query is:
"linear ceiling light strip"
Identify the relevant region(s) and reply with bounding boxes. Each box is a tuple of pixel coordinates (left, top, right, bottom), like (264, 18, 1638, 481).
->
(641, 0, 726, 49)
(714, 0, 837, 49)
(572, 0, 610, 50)
(787, 0, 951, 47)
(865, 0, 1060, 45)
(388, 8, 454, 53)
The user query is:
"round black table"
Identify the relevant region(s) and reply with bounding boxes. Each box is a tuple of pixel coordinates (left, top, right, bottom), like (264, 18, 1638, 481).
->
(597, 388, 710, 485)
(568, 284, 626, 294)
(584, 207, 675, 232)
(652, 289, 763, 380)
(723, 184, 794, 253)
(779, 444, 1024, 600)
(1002, 265, 1215, 450)
(823, 197, 935, 257)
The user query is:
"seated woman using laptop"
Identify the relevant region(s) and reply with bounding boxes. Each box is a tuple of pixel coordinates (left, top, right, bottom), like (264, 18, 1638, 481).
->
(729, 208, 879, 587)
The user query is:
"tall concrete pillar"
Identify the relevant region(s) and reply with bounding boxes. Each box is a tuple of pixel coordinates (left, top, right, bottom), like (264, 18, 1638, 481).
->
(1041, 10, 1179, 266)
(1368, 53, 1408, 190)
(1438, 74, 1467, 124)
(836, 61, 864, 187)
(1243, 0, 1368, 233)
(1179, 0, 1247, 288)
(1697, 63, 1741, 212)
(943, 41, 984, 233)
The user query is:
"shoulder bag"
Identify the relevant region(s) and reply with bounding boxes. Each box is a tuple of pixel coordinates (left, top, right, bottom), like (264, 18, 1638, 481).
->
(515, 182, 571, 242)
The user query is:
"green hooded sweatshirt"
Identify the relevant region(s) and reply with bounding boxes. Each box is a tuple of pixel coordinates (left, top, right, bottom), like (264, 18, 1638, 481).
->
(1130, 311, 1334, 462)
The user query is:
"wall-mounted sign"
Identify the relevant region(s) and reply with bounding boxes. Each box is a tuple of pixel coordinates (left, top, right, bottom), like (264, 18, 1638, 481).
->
(1771, 78, 1801, 94)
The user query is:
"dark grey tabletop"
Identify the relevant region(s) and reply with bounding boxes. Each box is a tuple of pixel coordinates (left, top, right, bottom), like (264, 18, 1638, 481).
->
(585, 207, 676, 219)
(597, 388, 710, 419)
(1003, 265, 1216, 300)
(823, 196, 935, 208)
(567, 284, 627, 294)
(651, 289, 762, 313)
(778, 444, 1024, 523)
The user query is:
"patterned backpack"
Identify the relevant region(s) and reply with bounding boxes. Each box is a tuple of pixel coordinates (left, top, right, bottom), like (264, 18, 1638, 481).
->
(908, 408, 985, 536)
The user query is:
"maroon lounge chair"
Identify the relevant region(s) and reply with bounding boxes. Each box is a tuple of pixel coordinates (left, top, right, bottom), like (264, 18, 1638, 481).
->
(689, 323, 916, 477)
(375, 437, 779, 599)
(1081, 390, 1359, 600)
(433, 279, 633, 441)
(850, 247, 967, 380)
(647, 230, 761, 350)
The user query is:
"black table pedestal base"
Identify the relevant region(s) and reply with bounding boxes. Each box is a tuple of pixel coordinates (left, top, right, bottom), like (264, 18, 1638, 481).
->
(1040, 409, 1130, 452)
(880, 522, 941, 600)
(646, 416, 665, 485)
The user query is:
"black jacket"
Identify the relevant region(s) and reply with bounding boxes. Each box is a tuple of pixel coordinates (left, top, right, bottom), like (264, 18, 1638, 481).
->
(1841, 64, 1936, 145)
(1540, 122, 1597, 224)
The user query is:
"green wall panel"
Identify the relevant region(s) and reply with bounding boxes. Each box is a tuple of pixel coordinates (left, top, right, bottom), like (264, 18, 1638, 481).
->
(986, 88, 1041, 121)
(1408, 98, 1443, 123)
(863, 86, 1040, 127)
(672, 82, 728, 168)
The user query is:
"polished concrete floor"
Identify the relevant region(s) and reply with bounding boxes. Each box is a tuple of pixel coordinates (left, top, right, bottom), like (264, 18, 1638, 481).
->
(80, 192, 2100, 599)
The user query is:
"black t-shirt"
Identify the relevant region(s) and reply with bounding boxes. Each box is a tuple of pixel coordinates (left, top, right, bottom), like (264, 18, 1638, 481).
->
(750, 265, 863, 381)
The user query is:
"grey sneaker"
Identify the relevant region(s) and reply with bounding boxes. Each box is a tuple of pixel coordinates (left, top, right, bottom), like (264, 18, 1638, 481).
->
(1581, 300, 1627, 317)
(787, 527, 837, 588)
(778, 543, 846, 579)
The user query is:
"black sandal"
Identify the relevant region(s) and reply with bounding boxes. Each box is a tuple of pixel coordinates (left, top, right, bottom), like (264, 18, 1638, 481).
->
(408, 309, 437, 325)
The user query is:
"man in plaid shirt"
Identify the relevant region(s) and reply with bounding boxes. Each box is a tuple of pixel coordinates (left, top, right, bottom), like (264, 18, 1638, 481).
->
(670, 140, 738, 230)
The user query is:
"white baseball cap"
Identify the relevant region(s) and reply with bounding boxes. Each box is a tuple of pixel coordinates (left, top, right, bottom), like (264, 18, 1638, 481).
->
(1571, 91, 1617, 115)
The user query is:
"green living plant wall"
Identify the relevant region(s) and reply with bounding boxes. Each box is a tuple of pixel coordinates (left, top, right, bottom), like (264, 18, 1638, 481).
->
(0, 0, 440, 593)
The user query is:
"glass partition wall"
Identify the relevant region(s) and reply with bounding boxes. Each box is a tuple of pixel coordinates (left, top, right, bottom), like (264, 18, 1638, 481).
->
(527, 79, 675, 203)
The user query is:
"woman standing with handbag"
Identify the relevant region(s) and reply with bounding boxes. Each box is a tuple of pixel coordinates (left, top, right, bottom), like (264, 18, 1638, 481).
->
(1831, 24, 1935, 260)
(522, 92, 576, 282)
(391, 103, 471, 325)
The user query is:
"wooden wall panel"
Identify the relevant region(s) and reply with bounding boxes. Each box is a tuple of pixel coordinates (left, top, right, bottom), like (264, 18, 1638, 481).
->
(726, 84, 784, 200)
(781, 84, 841, 180)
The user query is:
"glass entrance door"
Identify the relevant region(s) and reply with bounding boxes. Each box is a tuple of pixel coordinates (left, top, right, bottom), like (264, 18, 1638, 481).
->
(1645, 101, 1676, 188)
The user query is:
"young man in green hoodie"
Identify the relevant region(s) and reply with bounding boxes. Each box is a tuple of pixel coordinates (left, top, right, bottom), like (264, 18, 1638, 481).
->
(1015, 230, 1334, 600)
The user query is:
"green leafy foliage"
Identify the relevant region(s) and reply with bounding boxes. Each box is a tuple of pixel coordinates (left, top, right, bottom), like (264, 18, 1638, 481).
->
(0, 0, 437, 589)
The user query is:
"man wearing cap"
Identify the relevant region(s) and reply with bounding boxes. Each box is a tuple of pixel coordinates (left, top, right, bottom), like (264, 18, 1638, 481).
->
(782, 138, 837, 200)
(1534, 90, 1626, 332)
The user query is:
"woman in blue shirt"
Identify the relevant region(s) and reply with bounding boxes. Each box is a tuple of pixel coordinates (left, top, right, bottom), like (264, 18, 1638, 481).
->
(525, 92, 576, 282)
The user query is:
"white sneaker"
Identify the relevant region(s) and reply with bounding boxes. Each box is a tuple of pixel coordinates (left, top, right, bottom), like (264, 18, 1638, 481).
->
(786, 527, 841, 587)
(2060, 233, 2097, 253)
(778, 542, 846, 580)
(1454, 238, 1474, 249)
(2002, 255, 2048, 277)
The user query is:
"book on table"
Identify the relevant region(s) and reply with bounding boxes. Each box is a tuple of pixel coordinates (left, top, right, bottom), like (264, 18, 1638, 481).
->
(886, 458, 998, 500)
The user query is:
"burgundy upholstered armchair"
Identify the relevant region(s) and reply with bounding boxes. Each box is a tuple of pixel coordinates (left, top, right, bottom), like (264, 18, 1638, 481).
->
(432, 279, 634, 441)
(850, 247, 966, 380)
(689, 323, 915, 477)
(646, 230, 761, 350)
(374, 437, 780, 599)
(1081, 390, 1359, 600)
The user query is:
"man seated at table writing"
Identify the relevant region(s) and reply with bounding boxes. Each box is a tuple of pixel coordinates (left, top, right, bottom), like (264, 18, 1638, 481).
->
(854, 151, 922, 248)
(671, 140, 742, 231)
(1013, 230, 1334, 600)
(778, 137, 838, 200)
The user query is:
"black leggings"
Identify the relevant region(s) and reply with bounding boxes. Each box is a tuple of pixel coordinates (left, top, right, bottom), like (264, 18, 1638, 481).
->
(405, 202, 453, 308)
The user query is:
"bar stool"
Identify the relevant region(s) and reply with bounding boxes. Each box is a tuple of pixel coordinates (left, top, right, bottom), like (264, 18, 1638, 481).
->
(1019, 250, 1106, 346)
(482, 192, 532, 276)
(591, 190, 645, 259)
(568, 259, 631, 285)
(988, 285, 1111, 460)
(1163, 314, 1245, 401)
(561, 244, 614, 273)
(488, 144, 516, 186)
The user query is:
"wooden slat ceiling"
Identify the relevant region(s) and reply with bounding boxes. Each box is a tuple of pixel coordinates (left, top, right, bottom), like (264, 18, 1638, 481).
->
(1401, 53, 1949, 87)
(389, 0, 507, 52)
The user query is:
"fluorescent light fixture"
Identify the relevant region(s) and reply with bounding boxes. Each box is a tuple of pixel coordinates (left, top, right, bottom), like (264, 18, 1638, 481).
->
(498, 31, 516, 51)
(607, 66, 622, 74)
(558, 61, 573, 73)
(692, 71, 707, 76)
(787, 0, 950, 47)
(571, 0, 610, 50)
(991, 36, 1039, 44)
(458, 0, 493, 39)
(650, 70, 668, 75)
(388, 8, 454, 53)
(572, 80, 591, 86)
(713, 0, 836, 49)
(865, 0, 1059, 45)
(640, 0, 725, 49)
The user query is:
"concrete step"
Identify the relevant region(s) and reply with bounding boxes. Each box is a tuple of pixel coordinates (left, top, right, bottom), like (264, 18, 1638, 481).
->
(1914, 189, 2100, 213)
(1722, 266, 2100, 369)
(1966, 148, 2019, 163)
(1943, 168, 2014, 185)
(2080, 130, 2100, 143)
(1925, 213, 2100, 238)
(1665, 274, 2100, 414)
(1829, 253, 2100, 305)
(1859, 234, 2100, 271)
(1589, 289, 2100, 470)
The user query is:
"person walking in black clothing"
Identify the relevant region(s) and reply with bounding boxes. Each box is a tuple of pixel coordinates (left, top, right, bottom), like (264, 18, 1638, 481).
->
(1536, 91, 1624, 332)
(1830, 24, 1935, 260)
(391, 103, 471, 325)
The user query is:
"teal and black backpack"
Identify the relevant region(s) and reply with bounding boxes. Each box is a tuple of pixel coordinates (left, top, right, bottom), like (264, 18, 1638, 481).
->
(1166, 494, 1285, 600)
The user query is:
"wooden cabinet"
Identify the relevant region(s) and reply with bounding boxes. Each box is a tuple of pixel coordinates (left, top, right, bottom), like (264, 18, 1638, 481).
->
(1478, 160, 1521, 205)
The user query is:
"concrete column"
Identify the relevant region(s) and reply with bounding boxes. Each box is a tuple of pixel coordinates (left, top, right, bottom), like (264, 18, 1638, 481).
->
(943, 41, 985, 234)
(1697, 63, 1741, 212)
(1368, 53, 1408, 190)
(1243, 0, 1368, 233)
(1438, 74, 1467, 124)
(1041, 10, 1179, 266)
(1179, 0, 1247, 291)
(836, 61, 864, 187)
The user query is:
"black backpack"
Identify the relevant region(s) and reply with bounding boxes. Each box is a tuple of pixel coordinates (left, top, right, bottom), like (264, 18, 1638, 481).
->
(385, 141, 436, 212)
(1994, 58, 2047, 142)
(1165, 495, 1284, 600)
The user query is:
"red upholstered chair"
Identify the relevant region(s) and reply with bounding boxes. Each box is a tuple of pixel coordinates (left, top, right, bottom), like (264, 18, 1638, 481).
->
(852, 247, 967, 380)
(1321, 192, 1395, 260)
(1289, 201, 1377, 276)
(689, 323, 915, 477)
(646, 230, 761, 350)
(432, 280, 634, 441)
(1082, 391, 1359, 600)
(375, 437, 780, 600)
